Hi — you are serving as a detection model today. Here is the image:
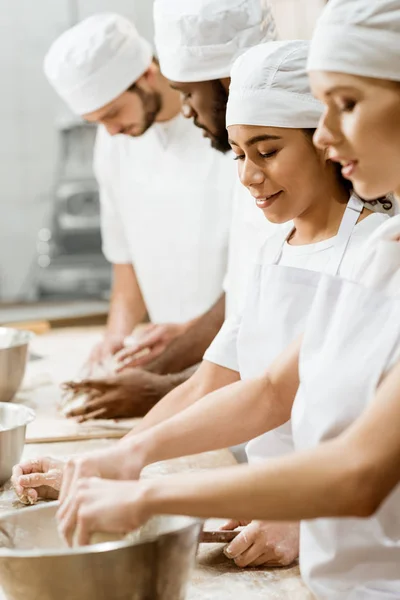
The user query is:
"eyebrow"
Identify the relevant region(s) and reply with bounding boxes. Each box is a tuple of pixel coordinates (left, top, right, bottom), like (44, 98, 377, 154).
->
(324, 86, 358, 97)
(229, 134, 281, 147)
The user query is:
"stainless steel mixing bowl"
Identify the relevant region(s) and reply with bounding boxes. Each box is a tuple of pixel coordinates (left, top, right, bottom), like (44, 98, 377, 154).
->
(0, 403, 35, 485)
(0, 502, 203, 600)
(0, 327, 33, 402)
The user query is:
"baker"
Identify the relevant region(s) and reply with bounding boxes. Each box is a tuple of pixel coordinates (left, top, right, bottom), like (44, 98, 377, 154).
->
(44, 13, 234, 414)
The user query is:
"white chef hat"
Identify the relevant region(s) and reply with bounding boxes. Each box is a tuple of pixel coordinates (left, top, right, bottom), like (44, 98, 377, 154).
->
(44, 13, 153, 115)
(153, 0, 277, 82)
(226, 40, 323, 129)
(308, 0, 400, 81)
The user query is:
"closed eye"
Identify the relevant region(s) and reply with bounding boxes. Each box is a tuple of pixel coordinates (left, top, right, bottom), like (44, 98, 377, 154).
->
(233, 154, 245, 161)
(260, 150, 278, 159)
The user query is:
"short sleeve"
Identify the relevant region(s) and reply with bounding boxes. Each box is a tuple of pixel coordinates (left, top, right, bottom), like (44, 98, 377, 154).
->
(203, 313, 242, 372)
(93, 127, 132, 265)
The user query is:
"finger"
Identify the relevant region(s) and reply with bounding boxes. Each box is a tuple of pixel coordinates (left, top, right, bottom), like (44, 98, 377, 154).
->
(116, 328, 166, 362)
(224, 528, 254, 559)
(77, 407, 108, 423)
(11, 465, 24, 495)
(58, 460, 76, 505)
(17, 472, 55, 489)
(247, 552, 285, 568)
(75, 511, 92, 547)
(219, 520, 241, 531)
(73, 379, 111, 392)
(117, 346, 162, 371)
(65, 393, 110, 418)
(58, 497, 79, 547)
(232, 543, 267, 568)
(18, 485, 58, 504)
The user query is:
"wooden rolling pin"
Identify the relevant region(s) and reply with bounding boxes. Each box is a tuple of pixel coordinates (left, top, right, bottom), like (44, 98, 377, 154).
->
(199, 530, 239, 543)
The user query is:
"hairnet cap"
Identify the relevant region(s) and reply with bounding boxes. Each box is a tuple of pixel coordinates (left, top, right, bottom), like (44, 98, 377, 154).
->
(44, 13, 153, 115)
(226, 40, 323, 129)
(308, 0, 400, 82)
(153, 0, 277, 83)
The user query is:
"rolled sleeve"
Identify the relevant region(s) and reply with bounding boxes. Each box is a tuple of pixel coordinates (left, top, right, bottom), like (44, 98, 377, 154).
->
(203, 313, 242, 372)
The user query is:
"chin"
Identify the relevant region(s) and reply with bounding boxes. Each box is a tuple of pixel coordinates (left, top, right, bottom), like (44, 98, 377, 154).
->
(352, 177, 394, 202)
(260, 209, 290, 225)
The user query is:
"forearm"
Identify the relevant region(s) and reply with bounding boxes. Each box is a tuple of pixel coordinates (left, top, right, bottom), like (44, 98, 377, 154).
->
(146, 294, 225, 374)
(106, 264, 147, 339)
(141, 438, 369, 524)
(126, 336, 301, 463)
(125, 374, 285, 467)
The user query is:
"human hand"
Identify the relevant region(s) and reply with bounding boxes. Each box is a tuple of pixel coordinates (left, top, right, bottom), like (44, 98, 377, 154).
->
(56, 444, 145, 545)
(87, 334, 126, 370)
(222, 520, 300, 568)
(62, 369, 173, 421)
(11, 457, 65, 504)
(115, 323, 188, 371)
(57, 477, 150, 546)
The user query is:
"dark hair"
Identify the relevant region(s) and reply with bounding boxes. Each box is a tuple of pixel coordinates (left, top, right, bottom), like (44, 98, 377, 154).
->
(303, 129, 393, 212)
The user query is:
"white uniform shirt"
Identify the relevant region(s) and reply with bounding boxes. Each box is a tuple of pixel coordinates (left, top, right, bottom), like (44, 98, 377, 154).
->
(205, 212, 390, 373)
(224, 179, 278, 317)
(94, 114, 234, 324)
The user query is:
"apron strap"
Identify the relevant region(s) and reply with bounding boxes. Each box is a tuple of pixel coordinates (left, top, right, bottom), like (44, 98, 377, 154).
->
(324, 194, 364, 276)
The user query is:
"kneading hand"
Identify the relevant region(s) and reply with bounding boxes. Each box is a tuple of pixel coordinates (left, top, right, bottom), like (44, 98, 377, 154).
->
(222, 520, 300, 568)
(57, 443, 144, 545)
(115, 323, 188, 371)
(11, 457, 65, 504)
(62, 369, 173, 421)
(57, 478, 149, 547)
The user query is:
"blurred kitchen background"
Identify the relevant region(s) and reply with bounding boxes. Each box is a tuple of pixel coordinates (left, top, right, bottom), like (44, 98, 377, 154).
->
(0, 0, 324, 326)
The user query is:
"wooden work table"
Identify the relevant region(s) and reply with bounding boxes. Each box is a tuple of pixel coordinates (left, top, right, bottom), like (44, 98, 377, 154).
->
(0, 326, 313, 599)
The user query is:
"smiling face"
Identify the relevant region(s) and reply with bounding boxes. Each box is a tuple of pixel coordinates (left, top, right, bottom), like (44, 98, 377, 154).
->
(169, 79, 230, 153)
(310, 71, 400, 200)
(228, 125, 337, 223)
(83, 78, 162, 137)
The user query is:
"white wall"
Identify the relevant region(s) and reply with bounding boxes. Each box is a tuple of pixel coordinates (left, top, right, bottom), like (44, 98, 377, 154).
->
(0, 0, 154, 301)
(269, 0, 325, 39)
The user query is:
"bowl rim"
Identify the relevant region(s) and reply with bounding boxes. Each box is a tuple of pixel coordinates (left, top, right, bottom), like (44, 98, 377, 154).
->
(0, 502, 203, 558)
(0, 327, 35, 351)
(0, 403, 35, 431)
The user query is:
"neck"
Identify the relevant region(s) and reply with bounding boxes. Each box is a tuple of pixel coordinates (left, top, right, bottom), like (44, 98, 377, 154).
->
(155, 71, 181, 123)
(394, 188, 400, 207)
(220, 77, 231, 93)
(290, 171, 351, 246)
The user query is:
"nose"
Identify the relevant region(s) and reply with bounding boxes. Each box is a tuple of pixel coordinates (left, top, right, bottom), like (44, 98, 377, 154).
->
(314, 109, 342, 151)
(239, 158, 265, 189)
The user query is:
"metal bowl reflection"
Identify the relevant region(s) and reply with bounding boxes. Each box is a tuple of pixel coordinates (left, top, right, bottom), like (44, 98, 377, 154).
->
(0, 502, 202, 600)
(0, 327, 33, 402)
(0, 403, 35, 485)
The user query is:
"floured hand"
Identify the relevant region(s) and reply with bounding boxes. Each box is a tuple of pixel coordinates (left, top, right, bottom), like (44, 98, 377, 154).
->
(223, 520, 299, 568)
(12, 457, 65, 504)
(58, 478, 149, 547)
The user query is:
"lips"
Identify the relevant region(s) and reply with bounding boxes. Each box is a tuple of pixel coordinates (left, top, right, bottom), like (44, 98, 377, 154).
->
(329, 155, 359, 179)
(340, 160, 358, 179)
(254, 191, 283, 209)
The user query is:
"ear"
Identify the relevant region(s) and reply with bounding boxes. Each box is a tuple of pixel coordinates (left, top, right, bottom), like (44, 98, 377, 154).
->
(139, 61, 158, 88)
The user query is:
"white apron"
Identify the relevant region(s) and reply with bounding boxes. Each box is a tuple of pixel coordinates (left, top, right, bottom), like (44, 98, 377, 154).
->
(292, 242, 400, 599)
(237, 195, 364, 462)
